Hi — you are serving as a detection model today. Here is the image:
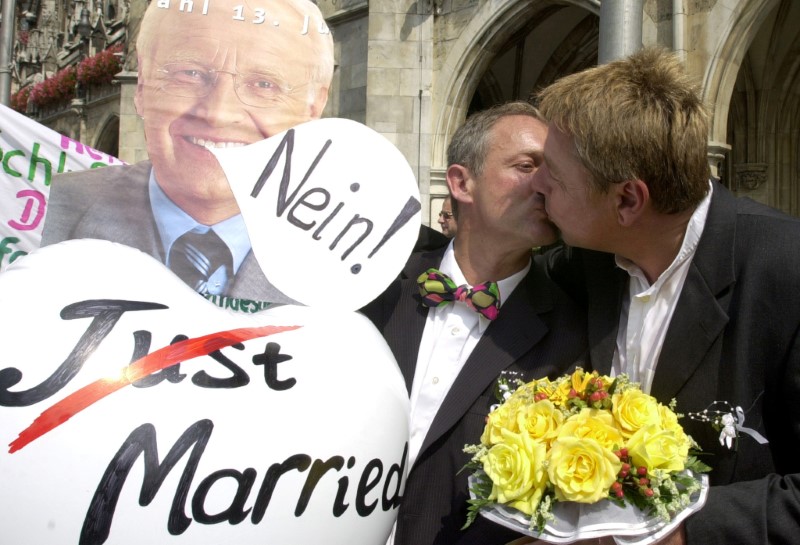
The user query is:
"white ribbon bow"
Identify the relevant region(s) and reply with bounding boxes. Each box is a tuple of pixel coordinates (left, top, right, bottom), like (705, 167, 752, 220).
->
(719, 405, 769, 449)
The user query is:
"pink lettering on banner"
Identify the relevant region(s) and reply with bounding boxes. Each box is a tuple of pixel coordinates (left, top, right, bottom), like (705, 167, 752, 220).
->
(8, 189, 46, 231)
(59, 135, 122, 165)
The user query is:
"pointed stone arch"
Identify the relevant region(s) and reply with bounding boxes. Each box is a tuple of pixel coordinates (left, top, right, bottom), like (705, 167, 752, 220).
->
(430, 0, 600, 170)
(704, 0, 800, 215)
(93, 113, 120, 158)
(702, 0, 778, 144)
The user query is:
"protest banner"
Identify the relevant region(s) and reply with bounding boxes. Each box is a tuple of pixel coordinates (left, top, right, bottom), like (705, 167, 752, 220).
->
(0, 103, 123, 272)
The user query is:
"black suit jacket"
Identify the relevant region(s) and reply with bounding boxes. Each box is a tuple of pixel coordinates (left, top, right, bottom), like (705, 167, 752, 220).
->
(542, 181, 800, 544)
(362, 247, 587, 545)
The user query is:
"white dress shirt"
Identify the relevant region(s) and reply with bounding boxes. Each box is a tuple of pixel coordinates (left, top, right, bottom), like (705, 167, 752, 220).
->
(612, 183, 713, 393)
(386, 241, 529, 545)
(408, 242, 530, 468)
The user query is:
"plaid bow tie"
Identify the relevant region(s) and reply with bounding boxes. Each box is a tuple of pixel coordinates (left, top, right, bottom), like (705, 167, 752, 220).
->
(416, 268, 500, 320)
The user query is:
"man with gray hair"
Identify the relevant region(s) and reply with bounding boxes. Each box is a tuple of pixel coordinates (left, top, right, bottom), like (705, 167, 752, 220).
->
(363, 101, 587, 545)
(43, 0, 334, 303)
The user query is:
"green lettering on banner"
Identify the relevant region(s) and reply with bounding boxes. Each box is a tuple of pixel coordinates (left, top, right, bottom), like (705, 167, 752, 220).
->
(28, 143, 52, 186)
(0, 237, 27, 271)
(2, 142, 65, 185)
(204, 295, 271, 314)
(2, 149, 24, 177)
(58, 151, 68, 174)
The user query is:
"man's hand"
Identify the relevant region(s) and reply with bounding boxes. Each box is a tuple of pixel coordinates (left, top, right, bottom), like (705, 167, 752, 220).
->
(653, 523, 686, 545)
(506, 538, 614, 545)
(504, 523, 685, 545)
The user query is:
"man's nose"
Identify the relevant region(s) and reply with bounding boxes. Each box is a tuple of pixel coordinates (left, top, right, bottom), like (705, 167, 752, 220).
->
(195, 73, 247, 126)
(530, 168, 549, 194)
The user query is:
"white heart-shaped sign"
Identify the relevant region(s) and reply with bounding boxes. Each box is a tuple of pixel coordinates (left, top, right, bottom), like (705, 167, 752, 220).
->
(0, 239, 409, 544)
(212, 118, 421, 310)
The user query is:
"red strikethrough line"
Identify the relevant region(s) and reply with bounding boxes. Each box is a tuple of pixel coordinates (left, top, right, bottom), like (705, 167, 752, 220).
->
(8, 324, 301, 453)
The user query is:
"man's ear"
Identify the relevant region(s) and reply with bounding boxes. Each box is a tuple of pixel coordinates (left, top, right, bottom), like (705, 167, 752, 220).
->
(309, 86, 329, 119)
(615, 179, 649, 226)
(446, 164, 472, 206)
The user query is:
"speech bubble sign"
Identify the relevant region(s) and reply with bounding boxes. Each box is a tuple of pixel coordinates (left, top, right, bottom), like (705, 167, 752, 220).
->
(212, 118, 421, 310)
(0, 239, 409, 545)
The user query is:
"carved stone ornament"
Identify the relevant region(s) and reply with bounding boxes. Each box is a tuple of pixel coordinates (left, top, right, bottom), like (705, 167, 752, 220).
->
(734, 163, 768, 191)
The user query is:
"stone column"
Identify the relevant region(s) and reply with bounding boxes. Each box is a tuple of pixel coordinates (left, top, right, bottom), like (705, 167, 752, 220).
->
(115, 71, 147, 164)
(707, 141, 731, 187)
(366, 0, 435, 224)
(598, 0, 644, 64)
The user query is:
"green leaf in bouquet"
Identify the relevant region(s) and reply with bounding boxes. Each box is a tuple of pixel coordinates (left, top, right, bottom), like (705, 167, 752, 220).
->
(462, 477, 494, 529)
(685, 455, 712, 474)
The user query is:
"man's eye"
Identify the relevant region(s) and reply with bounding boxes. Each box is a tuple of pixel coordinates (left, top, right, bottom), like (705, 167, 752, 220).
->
(244, 76, 281, 93)
(169, 67, 209, 84)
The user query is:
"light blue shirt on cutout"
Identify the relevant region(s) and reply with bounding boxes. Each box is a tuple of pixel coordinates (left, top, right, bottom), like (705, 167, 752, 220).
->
(148, 171, 251, 275)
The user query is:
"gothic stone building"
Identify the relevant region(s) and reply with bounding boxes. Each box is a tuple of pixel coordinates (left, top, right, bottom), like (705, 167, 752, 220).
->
(11, 0, 800, 226)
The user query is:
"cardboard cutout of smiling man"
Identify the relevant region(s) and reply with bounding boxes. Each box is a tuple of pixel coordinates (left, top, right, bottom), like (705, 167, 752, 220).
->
(41, 0, 334, 304)
(3, 3, 416, 543)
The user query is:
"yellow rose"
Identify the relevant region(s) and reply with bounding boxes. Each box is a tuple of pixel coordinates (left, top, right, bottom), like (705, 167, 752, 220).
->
(481, 397, 523, 446)
(547, 437, 621, 503)
(658, 404, 694, 452)
(626, 424, 687, 473)
(612, 389, 661, 438)
(517, 399, 564, 447)
(481, 429, 548, 514)
(508, 484, 545, 516)
(558, 408, 624, 451)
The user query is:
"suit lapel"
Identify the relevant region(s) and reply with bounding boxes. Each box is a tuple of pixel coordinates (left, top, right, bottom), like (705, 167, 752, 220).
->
(650, 182, 736, 400)
(585, 253, 626, 375)
(649, 266, 729, 400)
(384, 249, 446, 393)
(229, 252, 297, 304)
(75, 161, 164, 260)
(392, 280, 428, 393)
(418, 266, 552, 455)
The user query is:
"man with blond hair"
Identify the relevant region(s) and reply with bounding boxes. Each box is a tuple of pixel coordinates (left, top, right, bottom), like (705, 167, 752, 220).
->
(43, 0, 333, 302)
(532, 47, 800, 544)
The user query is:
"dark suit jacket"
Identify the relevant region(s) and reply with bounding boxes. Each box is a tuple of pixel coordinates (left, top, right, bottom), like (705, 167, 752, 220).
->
(542, 181, 800, 544)
(42, 161, 293, 303)
(415, 225, 450, 253)
(362, 247, 588, 545)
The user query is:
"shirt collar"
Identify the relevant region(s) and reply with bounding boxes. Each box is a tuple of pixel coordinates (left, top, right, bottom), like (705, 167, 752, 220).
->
(148, 171, 252, 273)
(615, 180, 713, 290)
(438, 240, 531, 332)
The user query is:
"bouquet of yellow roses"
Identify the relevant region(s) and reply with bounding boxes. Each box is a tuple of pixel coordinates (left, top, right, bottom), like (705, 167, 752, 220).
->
(463, 369, 710, 543)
